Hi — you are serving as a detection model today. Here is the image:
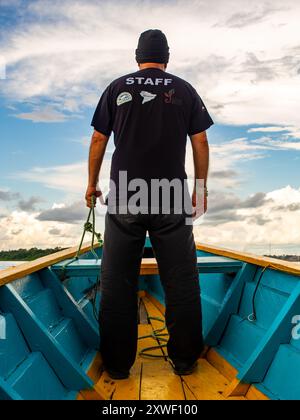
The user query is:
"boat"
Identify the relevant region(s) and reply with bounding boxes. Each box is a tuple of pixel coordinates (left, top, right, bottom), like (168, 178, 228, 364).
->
(0, 239, 300, 400)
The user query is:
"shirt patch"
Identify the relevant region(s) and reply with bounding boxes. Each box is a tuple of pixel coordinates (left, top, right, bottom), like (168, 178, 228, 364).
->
(117, 92, 132, 106)
(164, 89, 182, 105)
(140, 91, 157, 104)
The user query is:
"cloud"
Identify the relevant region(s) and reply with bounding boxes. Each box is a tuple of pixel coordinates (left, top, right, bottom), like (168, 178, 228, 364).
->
(0, 185, 299, 252)
(209, 170, 238, 179)
(219, 5, 284, 28)
(14, 106, 68, 123)
(13, 157, 112, 194)
(206, 191, 271, 217)
(0, 189, 20, 201)
(248, 215, 272, 226)
(249, 126, 291, 133)
(10, 228, 23, 235)
(0, 209, 87, 250)
(252, 136, 300, 151)
(48, 227, 62, 235)
(242, 192, 271, 208)
(36, 201, 87, 223)
(18, 196, 44, 211)
(274, 203, 300, 212)
(194, 185, 300, 251)
(0, 0, 300, 129)
(248, 126, 300, 140)
(14, 162, 87, 192)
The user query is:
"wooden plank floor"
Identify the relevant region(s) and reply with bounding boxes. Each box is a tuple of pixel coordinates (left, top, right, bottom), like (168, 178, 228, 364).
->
(95, 296, 247, 401)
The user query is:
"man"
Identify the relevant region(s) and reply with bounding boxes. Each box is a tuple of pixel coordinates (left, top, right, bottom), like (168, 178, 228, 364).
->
(86, 29, 213, 379)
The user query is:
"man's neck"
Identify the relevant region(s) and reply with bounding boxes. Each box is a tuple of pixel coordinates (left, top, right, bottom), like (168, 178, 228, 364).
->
(139, 63, 166, 71)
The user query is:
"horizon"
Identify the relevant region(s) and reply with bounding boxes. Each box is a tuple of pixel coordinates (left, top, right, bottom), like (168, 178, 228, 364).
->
(1, 0, 300, 253)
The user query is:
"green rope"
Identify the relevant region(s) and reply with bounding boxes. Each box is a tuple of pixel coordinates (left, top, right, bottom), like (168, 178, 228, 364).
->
(138, 317, 169, 359)
(60, 195, 103, 280)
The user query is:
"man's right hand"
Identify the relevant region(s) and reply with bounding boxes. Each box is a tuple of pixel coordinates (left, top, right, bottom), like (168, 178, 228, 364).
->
(85, 186, 102, 208)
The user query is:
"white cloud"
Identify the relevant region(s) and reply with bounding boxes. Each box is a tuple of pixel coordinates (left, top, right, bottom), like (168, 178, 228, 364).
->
(248, 126, 300, 140)
(14, 106, 68, 123)
(13, 158, 112, 199)
(248, 126, 291, 133)
(0, 210, 84, 249)
(1, 185, 299, 253)
(194, 185, 300, 253)
(0, 0, 300, 127)
(14, 133, 299, 200)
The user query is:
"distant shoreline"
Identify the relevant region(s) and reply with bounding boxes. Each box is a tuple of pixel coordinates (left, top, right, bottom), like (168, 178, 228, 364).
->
(265, 255, 300, 262)
(0, 247, 67, 262)
(0, 247, 299, 263)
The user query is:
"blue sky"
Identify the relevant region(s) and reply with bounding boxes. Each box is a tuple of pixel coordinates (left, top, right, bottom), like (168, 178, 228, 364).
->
(1, 0, 300, 253)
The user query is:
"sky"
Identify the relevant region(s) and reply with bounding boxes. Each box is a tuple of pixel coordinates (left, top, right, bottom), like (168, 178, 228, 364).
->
(0, 0, 300, 254)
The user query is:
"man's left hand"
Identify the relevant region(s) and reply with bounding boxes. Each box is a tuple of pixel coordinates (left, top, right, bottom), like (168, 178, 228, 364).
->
(192, 188, 207, 220)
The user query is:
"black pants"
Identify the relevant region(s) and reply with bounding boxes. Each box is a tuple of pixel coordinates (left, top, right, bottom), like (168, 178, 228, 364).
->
(99, 212, 204, 372)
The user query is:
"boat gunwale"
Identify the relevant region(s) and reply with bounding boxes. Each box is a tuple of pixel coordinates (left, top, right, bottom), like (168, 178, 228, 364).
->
(0, 242, 100, 287)
(0, 241, 299, 287)
(196, 242, 300, 276)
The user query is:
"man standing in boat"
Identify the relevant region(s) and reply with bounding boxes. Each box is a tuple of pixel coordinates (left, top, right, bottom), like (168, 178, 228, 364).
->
(86, 30, 213, 379)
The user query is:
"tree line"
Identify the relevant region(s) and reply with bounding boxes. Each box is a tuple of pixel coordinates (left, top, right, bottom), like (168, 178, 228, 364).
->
(0, 247, 67, 261)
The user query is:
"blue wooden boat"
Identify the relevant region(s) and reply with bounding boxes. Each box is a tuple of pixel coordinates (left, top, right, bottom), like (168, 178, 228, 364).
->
(1, 239, 300, 400)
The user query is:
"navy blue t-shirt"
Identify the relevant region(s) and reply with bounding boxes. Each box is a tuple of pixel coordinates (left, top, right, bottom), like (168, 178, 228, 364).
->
(91, 68, 213, 210)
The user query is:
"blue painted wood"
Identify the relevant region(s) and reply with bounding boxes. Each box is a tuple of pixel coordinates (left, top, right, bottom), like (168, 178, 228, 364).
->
(41, 268, 99, 348)
(146, 275, 165, 308)
(0, 284, 94, 391)
(50, 318, 88, 364)
(200, 273, 233, 305)
(0, 313, 29, 378)
(239, 281, 289, 330)
(51, 256, 243, 277)
(0, 377, 22, 400)
(205, 263, 257, 345)
(63, 276, 97, 303)
(7, 352, 70, 400)
(219, 314, 266, 366)
(258, 269, 299, 295)
(145, 264, 256, 345)
(79, 297, 100, 328)
(0, 312, 75, 400)
(260, 344, 300, 400)
(237, 283, 300, 383)
(200, 272, 234, 335)
(11, 274, 45, 300)
(145, 237, 152, 248)
(25, 288, 63, 328)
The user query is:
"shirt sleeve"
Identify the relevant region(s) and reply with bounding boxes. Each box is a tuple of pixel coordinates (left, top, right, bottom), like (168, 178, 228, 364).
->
(91, 85, 113, 136)
(188, 88, 214, 136)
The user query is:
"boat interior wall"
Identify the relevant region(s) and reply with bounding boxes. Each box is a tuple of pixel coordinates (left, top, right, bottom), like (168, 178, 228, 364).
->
(0, 266, 100, 400)
(1, 241, 300, 400)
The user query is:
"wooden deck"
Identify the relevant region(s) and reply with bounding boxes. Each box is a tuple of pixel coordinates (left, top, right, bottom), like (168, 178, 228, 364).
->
(93, 296, 248, 401)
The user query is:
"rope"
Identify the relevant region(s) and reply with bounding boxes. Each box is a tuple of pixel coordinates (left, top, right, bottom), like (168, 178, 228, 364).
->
(59, 195, 103, 280)
(138, 317, 169, 359)
(247, 264, 269, 322)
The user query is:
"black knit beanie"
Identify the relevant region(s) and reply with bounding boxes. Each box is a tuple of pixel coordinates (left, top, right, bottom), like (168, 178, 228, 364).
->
(135, 29, 170, 64)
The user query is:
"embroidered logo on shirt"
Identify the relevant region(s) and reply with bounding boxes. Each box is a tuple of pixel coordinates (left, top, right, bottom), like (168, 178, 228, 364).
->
(164, 89, 182, 105)
(117, 92, 132, 106)
(140, 91, 157, 104)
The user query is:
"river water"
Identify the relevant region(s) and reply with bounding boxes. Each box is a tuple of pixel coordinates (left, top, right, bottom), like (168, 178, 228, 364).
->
(0, 261, 25, 270)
